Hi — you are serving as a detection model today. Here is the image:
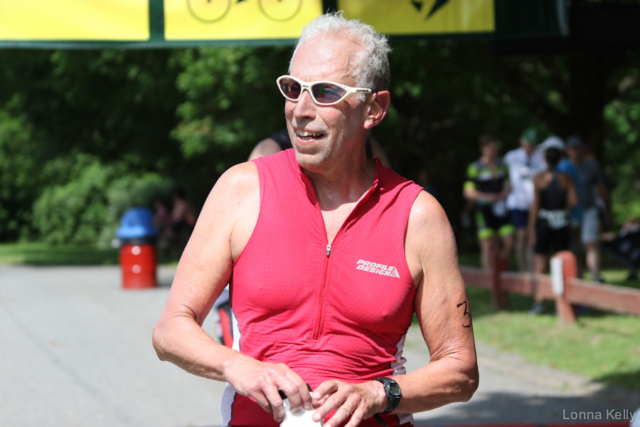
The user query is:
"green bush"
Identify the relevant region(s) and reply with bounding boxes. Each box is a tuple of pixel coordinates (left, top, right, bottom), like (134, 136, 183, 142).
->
(32, 156, 120, 245)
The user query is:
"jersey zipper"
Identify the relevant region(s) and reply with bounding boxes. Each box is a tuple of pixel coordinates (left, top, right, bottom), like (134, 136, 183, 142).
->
(313, 243, 331, 340)
(311, 185, 376, 340)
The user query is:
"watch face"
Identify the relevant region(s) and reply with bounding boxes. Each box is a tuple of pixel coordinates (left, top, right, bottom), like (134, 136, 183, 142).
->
(389, 382, 401, 396)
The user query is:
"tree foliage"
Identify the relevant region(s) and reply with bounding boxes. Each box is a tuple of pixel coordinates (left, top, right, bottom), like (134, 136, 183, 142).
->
(172, 46, 291, 170)
(0, 102, 47, 239)
(0, 40, 638, 245)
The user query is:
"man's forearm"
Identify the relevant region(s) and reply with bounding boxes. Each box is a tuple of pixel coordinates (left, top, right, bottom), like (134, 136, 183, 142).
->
(393, 353, 478, 414)
(153, 315, 238, 382)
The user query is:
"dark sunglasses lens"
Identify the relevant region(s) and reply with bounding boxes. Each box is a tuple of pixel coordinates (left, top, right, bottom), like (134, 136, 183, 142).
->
(312, 83, 346, 104)
(280, 78, 301, 100)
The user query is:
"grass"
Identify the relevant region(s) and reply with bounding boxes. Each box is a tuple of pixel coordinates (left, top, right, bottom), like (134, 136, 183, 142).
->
(458, 251, 640, 390)
(0, 242, 182, 266)
(0, 242, 119, 265)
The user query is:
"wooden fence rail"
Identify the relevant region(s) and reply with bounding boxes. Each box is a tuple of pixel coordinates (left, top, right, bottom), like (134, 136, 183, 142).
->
(460, 250, 640, 324)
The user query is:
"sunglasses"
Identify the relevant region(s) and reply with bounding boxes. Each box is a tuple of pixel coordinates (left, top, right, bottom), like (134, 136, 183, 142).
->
(276, 75, 372, 106)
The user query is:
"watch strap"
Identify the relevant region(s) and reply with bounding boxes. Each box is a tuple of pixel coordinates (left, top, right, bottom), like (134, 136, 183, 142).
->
(374, 413, 389, 427)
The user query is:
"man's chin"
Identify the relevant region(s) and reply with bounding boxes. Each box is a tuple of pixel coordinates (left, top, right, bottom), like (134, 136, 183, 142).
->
(294, 149, 326, 171)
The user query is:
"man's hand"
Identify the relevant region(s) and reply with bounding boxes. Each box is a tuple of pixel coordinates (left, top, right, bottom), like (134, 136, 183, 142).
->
(483, 193, 498, 203)
(311, 380, 387, 427)
(223, 355, 313, 422)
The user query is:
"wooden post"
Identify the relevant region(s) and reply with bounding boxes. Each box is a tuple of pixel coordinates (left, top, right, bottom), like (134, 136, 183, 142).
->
(551, 250, 577, 324)
(491, 252, 509, 310)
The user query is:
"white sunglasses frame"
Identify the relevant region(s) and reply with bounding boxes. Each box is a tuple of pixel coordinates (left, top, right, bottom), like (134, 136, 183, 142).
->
(276, 75, 373, 106)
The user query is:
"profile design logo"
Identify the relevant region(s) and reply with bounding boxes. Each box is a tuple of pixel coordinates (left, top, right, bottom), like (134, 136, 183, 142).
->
(356, 260, 400, 278)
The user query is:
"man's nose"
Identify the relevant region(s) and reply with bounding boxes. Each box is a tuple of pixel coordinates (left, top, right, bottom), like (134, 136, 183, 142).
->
(292, 88, 316, 119)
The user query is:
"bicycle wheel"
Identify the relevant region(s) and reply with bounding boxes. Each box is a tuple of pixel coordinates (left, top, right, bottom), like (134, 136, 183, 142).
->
(187, 0, 231, 23)
(258, 0, 302, 22)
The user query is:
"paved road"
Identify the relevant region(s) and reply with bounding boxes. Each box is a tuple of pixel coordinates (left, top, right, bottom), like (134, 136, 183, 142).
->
(1, 265, 638, 427)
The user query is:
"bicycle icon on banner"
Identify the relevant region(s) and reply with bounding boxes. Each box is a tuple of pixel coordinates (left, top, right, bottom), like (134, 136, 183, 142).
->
(187, 0, 303, 23)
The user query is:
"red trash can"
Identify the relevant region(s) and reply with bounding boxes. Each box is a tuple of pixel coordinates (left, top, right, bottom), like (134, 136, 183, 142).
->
(120, 242, 157, 289)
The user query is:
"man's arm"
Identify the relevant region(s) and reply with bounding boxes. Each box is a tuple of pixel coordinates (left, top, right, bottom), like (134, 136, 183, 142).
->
(395, 191, 479, 412)
(563, 173, 578, 211)
(152, 162, 312, 422)
(311, 192, 479, 426)
(528, 174, 542, 248)
(464, 186, 498, 203)
(593, 162, 611, 223)
(463, 164, 497, 203)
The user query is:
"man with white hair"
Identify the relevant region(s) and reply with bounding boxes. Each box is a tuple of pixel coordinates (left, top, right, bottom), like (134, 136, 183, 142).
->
(153, 12, 478, 427)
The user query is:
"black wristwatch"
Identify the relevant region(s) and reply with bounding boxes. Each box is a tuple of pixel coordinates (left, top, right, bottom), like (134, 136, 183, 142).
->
(373, 377, 402, 414)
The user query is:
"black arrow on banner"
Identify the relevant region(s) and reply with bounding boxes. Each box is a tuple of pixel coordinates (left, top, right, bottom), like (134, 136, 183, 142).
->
(409, 0, 450, 19)
(427, 0, 449, 18)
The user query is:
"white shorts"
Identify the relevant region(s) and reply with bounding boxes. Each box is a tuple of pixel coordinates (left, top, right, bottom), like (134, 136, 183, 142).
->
(581, 207, 600, 244)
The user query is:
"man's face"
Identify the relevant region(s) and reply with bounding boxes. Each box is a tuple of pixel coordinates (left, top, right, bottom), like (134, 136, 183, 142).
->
(567, 146, 581, 162)
(520, 138, 536, 155)
(285, 35, 369, 171)
(481, 141, 499, 161)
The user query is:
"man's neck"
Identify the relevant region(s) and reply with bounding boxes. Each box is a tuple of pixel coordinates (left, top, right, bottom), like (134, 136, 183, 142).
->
(303, 151, 376, 212)
(480, 155, 497, 166)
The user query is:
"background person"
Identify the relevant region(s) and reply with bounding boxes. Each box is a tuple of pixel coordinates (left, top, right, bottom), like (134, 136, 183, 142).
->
(601, 217, 640, 282)
(528, 147, 577, 314)
(153, 13, 478, 427)
(464, 134, 514, 269)
(567, 135, 610, 282)
(168, 189, 196, 234)
(504, 128, 546, 272)
(554, 136, 585, 275)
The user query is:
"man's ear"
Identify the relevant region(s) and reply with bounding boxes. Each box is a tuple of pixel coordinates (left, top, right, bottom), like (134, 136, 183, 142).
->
(364, 91, 391, 130)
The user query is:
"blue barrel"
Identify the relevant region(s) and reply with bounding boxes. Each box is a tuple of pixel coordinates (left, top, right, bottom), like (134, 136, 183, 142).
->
(116, 207, 157, 243)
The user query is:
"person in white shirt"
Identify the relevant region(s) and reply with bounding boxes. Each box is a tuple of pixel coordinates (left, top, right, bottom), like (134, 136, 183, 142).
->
(504, 128, 546, 272)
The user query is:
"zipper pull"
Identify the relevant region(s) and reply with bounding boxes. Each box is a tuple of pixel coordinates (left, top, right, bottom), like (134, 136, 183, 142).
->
(326, 244, 332, 257)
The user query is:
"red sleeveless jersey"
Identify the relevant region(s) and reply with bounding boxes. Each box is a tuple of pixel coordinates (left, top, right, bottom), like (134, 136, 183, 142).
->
(222, 149, 423, 427)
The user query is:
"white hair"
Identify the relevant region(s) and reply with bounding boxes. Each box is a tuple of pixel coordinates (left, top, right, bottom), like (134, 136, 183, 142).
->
(289, 11, 391, 92)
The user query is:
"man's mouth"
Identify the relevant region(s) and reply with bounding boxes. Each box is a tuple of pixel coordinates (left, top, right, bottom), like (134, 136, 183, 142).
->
(295, 129, 325, 141)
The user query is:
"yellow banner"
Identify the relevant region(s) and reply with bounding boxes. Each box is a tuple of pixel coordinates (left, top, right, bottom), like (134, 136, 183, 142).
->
(339, 0, 495, 35)
(0, 0, 149, 41)
(164, 0, 323, 40)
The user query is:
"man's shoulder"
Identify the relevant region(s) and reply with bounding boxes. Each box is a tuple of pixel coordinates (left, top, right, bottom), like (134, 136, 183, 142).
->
(466, 159, 481, 174)
(406, 190, 454, 264)
(583, 158, 603, 169)
(558, 158, 575, 171)
(214, 161, 259, 199)
(504, 147, 523, 163)
(408, 191, 448, 231)
(577, 158, 601, 175)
